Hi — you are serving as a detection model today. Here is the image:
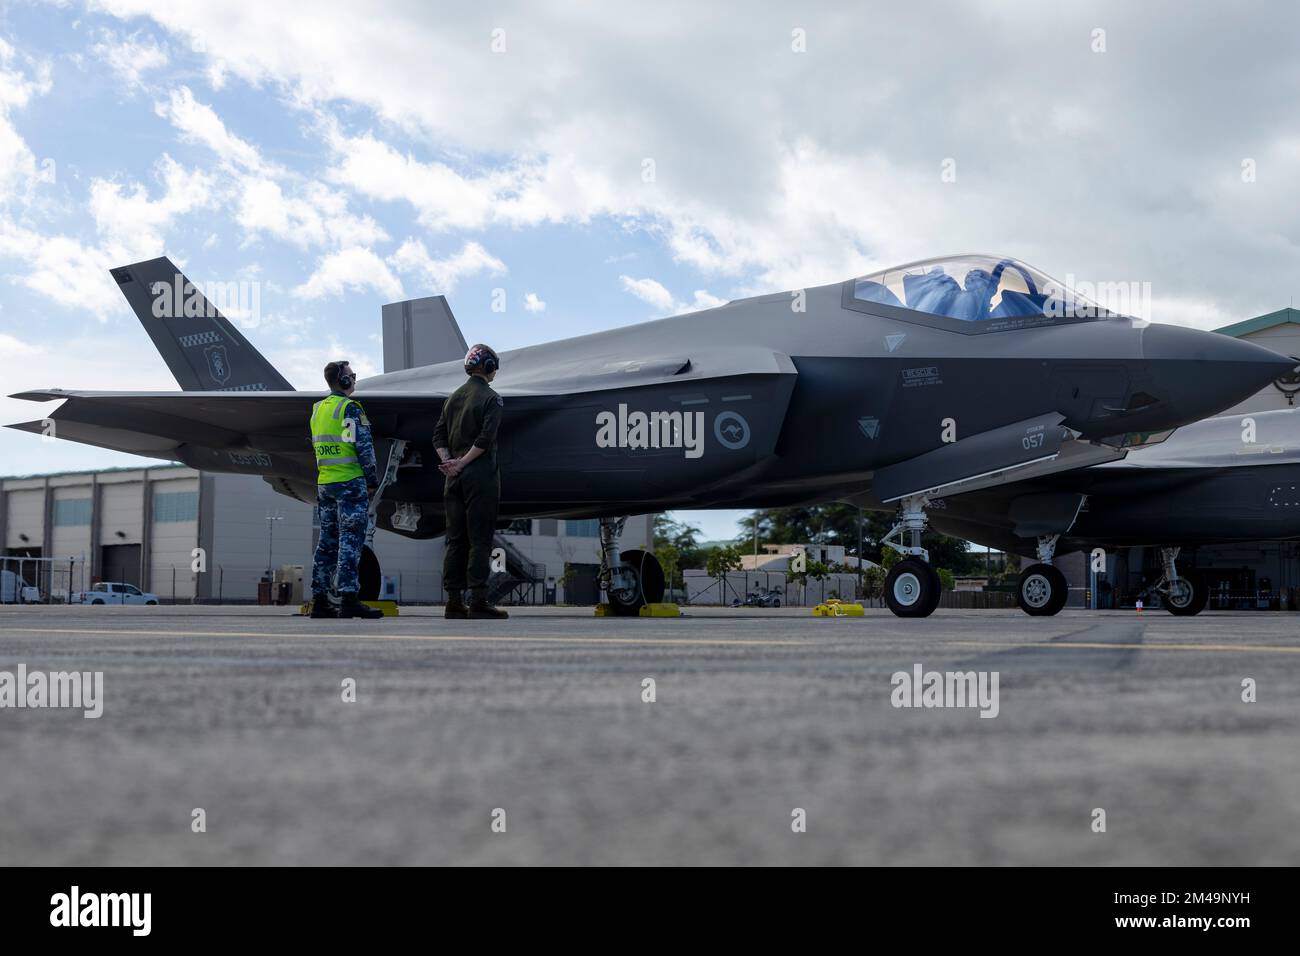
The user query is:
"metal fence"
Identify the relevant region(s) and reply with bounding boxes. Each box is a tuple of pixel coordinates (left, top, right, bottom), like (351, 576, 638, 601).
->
(683, 570, 865, 607)
(1, 555, 87, 604)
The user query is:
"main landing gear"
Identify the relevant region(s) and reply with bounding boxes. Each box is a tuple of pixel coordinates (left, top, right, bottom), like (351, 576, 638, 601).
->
(1016, 534, 1069, 617)
(598, 516, 666, 616)
(1153, 547, 1208, 616)
(357, 439, 408, 602)
(882, 495, 942, 618)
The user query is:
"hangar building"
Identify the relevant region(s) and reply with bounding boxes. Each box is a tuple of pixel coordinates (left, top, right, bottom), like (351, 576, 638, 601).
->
(0, 463, 654, 604)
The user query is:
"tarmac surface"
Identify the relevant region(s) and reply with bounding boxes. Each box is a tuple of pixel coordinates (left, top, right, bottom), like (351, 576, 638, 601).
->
(1, 603, 1298, 866)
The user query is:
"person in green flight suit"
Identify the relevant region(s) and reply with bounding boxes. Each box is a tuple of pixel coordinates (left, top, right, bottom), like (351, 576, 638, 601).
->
(434, 344, 509, 620)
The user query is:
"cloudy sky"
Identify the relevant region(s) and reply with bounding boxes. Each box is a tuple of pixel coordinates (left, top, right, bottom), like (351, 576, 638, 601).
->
(1, 1, 1297, 539)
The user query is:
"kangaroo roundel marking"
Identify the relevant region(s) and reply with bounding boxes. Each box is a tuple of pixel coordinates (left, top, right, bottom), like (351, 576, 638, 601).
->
(204, 344, 231, 385)
(714, 410, 750, 450)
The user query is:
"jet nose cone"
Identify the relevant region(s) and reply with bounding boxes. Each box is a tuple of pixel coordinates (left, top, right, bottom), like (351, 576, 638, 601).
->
(1141, 324, 1298, 422)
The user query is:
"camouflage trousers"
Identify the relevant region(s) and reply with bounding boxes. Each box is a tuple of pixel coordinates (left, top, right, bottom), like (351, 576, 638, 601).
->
(312, 477, 369, 595)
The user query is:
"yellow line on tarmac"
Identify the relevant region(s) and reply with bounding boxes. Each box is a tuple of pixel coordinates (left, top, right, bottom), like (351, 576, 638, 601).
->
(939, 640, 1300, 655)
(5, 629, 1297, 654)
(0, 626, 804, 648)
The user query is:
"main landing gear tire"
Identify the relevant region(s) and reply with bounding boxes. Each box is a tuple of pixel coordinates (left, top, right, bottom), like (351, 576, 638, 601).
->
(884, 558, 942, 618)
(606, 549, 666, 617)
(1164, 573, 1209, 616)
(1017, 563, 1068, 616)
(358, 545, 382, 602)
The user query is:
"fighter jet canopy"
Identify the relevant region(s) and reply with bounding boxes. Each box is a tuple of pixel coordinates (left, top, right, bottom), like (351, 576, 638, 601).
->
(846, 255, 1115, 333)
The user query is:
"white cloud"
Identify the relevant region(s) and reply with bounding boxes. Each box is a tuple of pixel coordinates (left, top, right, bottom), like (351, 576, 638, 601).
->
(85, 1, 1300, 321)
(0, 37, 53, 111)
(619, 275, 675, 313)
(235, 176, 387, 249)
(92, 32, 169, 90)
(620, 275, 725, 315)
(689, 290, 727, 310)
(88, 154, 216, 260)
(321, 121, 624, 233)
(0, 331, 42, 356)
(323, 126, 505, 231)
(154, 85, 267, 173)
(292, 246, 403, 300)
(523, 292, 546, 313)
(0, 37, 52, 197)
(1147, 296, 1236, 332)
(0, 106, 38, 197)
(0, 149, 214, 319)
(388, 239, 506, 293)
(151, 86, 387, 252)
(0, 220, 123, 316)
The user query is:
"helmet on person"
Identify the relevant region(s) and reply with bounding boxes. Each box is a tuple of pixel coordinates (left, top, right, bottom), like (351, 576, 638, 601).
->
(463, 344, 500, 375)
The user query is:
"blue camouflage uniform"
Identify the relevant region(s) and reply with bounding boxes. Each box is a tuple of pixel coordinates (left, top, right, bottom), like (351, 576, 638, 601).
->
(311, 393, 379, 595)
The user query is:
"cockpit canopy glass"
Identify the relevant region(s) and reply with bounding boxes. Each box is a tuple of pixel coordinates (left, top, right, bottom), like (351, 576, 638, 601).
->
(849, 255, 1113, 331)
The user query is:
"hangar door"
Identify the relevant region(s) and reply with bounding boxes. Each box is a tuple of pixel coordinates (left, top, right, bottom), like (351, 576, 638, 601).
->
(101, 544, 142, 587)
(565, 564, 601, 605)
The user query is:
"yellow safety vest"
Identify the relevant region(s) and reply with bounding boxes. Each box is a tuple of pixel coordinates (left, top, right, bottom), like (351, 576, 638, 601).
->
(311, 394, 365, 484)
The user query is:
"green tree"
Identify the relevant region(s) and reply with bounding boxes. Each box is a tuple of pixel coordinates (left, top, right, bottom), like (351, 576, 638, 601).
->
(654, 542, 682, 591)
(557, 562, 577, 602)
(656, 514, 705, 578)
(705, 544, 744, 604)
(862, 565, 885, 603)
(705, 544, 743, 578)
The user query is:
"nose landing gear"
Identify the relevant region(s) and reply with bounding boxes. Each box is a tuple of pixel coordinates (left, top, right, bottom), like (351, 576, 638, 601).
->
(881, 495, 943, 617)
(598, 517, 666, 616)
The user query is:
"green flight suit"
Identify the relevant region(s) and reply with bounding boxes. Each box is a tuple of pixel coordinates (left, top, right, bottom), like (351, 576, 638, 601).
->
(433, 375, 503, 594)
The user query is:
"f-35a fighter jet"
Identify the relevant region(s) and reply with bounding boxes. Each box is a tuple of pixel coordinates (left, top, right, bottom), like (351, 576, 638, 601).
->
(9, 254, 1295, 616)
(927, 406, 1300, 617)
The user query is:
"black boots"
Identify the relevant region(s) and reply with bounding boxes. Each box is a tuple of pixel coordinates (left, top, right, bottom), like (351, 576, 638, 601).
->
(445, 591, 469, 619)
(310, 593, 336, 618)
(468, 589, 509, 619)
(338, 592, 384, 619)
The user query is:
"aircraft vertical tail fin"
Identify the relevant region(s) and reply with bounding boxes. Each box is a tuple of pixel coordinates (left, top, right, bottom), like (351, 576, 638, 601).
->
(381, 295, 469, 371)
(110, 256, 294, 391)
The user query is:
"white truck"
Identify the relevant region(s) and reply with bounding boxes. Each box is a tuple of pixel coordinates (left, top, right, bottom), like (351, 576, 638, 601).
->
(70, 582, 160, 606)
(1, 569, 41, 604)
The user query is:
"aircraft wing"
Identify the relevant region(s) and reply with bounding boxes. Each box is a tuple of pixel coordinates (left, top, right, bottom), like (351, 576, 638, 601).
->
(7, 389, 449, 457)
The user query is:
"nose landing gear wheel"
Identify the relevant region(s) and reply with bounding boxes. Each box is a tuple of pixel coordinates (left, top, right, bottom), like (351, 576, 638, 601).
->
(884, 558, 942, 618)
(606, 549, 666, 617)
(1164, 573, 1208, 616)
(1017, 563, 1068, 616)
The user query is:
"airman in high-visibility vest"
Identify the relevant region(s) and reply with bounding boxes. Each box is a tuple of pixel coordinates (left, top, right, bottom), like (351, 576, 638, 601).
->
(310, 360, 383, 620)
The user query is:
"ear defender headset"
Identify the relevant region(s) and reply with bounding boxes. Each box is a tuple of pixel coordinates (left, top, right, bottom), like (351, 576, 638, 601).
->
(463, 344, 500, 376)
(335, 361, 355, 389)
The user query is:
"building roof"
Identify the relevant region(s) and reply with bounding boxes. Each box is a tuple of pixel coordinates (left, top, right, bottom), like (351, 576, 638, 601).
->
(1215, 306, 1300, 339)
(0, 463, 191, 481)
